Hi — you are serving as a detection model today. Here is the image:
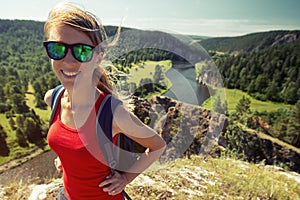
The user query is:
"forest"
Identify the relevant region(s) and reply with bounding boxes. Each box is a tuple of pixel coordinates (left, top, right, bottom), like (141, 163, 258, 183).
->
(0, 19, 299, 170)
(200, 30, 300, 104)
(198, 30, 300, 149)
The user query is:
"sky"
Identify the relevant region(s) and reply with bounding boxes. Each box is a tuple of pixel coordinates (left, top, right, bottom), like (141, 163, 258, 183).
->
(0, 0, 300, 37)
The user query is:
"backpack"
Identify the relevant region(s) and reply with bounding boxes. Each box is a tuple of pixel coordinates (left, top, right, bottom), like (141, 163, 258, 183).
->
(49, 85, 144, 200)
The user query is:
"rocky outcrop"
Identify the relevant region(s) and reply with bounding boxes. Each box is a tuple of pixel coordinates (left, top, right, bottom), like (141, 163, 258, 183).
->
(129, 95, 227, 161)
(129, 95, 300, 173)
(273, 33, 298, 46)
(238, 125, 300, 173)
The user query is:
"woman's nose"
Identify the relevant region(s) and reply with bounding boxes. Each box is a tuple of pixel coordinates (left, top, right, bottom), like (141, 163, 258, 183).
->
(63, 48, 77, 63)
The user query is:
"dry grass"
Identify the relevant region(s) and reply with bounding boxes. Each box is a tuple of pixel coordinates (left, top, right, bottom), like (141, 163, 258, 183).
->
(1, 155, 299, 200)
(125, 156, 300, 199)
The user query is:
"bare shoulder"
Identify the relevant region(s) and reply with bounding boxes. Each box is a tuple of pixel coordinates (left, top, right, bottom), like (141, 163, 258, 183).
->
(44, 89, 54, 107)
(113, 104, 157, 138)
(114, 105, 145, 128)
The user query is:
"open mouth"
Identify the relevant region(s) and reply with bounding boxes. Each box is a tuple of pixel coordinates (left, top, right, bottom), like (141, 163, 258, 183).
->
(61, 70, 80, 78)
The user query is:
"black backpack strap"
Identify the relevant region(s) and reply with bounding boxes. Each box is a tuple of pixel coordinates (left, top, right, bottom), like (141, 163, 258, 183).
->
(96, 94, 120, 171)
(95, 94, 132, 200)
(49, 85, 64, 126)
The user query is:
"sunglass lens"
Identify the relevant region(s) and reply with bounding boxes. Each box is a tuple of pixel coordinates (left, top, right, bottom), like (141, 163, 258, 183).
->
(73, 45, 93, 62)
(47, 43, 66, 60)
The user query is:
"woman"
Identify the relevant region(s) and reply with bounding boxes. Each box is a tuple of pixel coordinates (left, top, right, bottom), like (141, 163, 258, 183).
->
(43, 2, 166, 200)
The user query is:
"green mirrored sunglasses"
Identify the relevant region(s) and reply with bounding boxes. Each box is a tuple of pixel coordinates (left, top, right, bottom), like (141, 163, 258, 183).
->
(43, 41, 95, 62)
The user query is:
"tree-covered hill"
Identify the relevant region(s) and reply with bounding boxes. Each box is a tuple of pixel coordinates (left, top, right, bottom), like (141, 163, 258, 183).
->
(198, 30, 300, 104)
(1, 19, 298, 106)
(199, 30, 300, 54)
(0, 19, 54, 109)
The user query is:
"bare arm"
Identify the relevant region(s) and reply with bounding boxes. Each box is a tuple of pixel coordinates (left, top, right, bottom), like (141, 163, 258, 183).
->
(113, 105, 166, 150)
(45, 89, 63, 173)
(44, 89, 54, 107)
(99, 105, 166, 195)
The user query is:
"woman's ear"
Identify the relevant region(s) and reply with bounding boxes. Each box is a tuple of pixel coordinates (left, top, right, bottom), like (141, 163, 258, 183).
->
(96, 52, 103, 64)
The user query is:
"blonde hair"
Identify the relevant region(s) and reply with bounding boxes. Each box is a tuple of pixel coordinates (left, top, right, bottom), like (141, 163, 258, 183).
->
(44, 2, 120, 94)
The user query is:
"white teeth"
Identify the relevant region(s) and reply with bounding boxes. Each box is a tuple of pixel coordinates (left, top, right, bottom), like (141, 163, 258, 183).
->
(62, 70, 79, 77)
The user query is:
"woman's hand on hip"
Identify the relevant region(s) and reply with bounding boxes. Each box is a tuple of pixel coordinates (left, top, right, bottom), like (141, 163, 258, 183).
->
(99, 171, 128, 195)
(54, 157, 63, 173)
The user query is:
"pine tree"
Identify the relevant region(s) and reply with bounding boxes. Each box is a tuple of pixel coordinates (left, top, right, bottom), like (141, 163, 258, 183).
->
(287, 100, 300, 147)
(16, 128, 29, 148)
(0, 125, 9, 156)
(24, 117, 43, 146)
(235, 96, 252, 126)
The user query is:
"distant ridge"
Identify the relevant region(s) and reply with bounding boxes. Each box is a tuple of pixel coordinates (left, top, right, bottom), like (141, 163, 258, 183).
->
(199, 30, 300, 54)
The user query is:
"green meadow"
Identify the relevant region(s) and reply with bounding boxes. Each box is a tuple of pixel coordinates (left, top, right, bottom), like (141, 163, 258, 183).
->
(25, 84, 51, 123)
(127, 60, 172, 85)
(202, 88, 292, 113)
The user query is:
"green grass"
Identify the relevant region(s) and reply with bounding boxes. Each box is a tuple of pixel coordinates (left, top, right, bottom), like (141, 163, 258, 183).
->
(118, 60, 173, 100)
(0, 113, 35, 165)
(127, 60, 172, 91)
(202, 88, 292, 113)
(127, 60, 172, 86)
(25, 84, 51, 122)
(25, 84, 36, 108)
(0, 85, 50, 166)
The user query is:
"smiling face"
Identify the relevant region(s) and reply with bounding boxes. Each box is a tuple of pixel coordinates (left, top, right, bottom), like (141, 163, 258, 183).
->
(48, 24, 101, 90)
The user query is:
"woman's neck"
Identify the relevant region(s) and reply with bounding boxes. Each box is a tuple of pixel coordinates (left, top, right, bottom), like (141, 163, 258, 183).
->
(63, 86, 100, 110)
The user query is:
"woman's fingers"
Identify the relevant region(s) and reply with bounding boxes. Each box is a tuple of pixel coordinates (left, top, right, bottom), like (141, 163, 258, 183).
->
(99, 172, 127, 195)
(54, 157, 63, 173)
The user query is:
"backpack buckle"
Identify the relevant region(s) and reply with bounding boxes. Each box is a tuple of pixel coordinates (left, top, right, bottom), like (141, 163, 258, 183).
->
(108, 160, 117, 169)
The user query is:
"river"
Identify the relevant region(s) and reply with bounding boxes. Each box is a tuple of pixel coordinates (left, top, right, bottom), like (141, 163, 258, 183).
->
(163, 62, 210, 105)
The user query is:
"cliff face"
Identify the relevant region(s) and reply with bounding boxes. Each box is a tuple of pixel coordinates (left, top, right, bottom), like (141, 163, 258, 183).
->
(130, 95, 300, 173)
(130, 95, 227, 161)
(236, 125, 300, 173)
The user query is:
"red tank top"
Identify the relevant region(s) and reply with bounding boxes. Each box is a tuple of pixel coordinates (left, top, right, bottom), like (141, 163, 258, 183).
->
(47, 92, 123, 200)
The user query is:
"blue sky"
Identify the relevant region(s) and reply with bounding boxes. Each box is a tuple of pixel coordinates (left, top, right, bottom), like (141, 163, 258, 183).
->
(1, 0, 299, 37)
